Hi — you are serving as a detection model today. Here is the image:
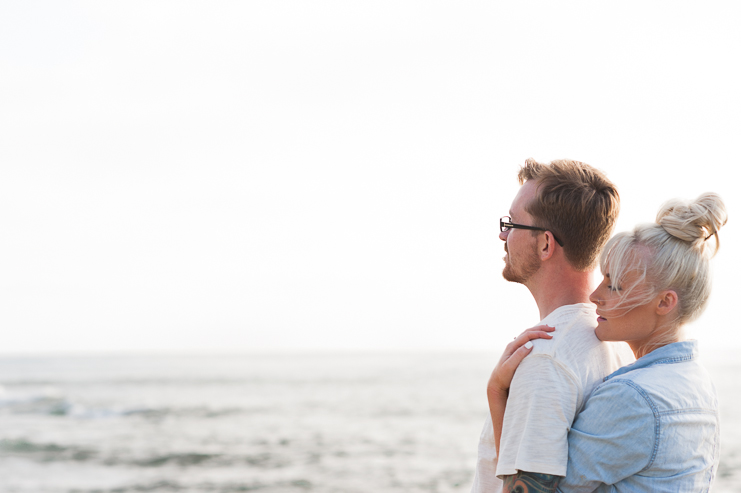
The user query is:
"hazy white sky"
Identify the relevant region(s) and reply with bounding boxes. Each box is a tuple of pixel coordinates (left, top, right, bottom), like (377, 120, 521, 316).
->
(1, 1, 739, 353)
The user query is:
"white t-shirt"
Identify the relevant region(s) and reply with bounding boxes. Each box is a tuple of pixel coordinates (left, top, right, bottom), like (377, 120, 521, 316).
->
(470, 303, 635, 492)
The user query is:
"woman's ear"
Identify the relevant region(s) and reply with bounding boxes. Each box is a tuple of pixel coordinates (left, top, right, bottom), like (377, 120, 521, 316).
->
(656, 290, 679, 315)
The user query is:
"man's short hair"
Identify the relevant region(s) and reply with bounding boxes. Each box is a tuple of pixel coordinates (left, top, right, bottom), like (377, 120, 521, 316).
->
(518, 158, 620, 271)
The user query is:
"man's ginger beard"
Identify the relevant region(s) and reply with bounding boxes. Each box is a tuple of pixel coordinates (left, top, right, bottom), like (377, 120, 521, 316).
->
(502, 240, 541, 284)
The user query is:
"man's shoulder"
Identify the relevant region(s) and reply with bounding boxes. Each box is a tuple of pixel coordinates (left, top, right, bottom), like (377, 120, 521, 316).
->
(528, 303, 634, 378)
(530, 303, 601, 355)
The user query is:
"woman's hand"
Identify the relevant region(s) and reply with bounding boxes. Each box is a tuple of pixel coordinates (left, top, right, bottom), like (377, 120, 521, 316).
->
(487, 325, 556, 398)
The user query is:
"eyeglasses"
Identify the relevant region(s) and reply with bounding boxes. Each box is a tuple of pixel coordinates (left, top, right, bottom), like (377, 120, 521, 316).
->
(500, 216, 564, 247)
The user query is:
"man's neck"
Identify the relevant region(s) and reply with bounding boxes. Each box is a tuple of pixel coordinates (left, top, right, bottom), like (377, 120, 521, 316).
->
(527, 267, 594, 321)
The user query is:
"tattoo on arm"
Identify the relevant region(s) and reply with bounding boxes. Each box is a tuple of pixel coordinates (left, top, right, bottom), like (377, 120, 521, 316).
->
(502, 471, 560, 493)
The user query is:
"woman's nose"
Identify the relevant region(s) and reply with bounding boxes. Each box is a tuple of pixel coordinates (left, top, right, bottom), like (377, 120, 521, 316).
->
(589, 290, 602, 305)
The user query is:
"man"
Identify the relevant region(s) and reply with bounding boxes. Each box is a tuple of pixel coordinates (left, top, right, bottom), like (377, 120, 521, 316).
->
(471, 158, 635, 492)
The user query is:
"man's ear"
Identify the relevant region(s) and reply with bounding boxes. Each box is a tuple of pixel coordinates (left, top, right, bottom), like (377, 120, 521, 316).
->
(539, 232, 558, 261)
(656, 290, 679, 315)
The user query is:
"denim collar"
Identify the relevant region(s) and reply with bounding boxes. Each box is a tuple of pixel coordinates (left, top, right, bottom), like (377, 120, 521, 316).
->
(604, 340, 699, 381)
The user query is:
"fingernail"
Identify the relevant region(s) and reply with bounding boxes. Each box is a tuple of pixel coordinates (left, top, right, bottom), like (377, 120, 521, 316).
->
(524, 341, 533, 349)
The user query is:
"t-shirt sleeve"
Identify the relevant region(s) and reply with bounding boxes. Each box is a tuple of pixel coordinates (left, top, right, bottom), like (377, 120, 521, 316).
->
(558, 380, 655, 492)
(496, 354, 580, 478)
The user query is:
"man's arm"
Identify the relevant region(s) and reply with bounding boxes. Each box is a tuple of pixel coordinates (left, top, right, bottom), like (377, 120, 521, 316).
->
(486, 327, 555, 455)
(502, 471, 560, 493)
(495, 354, 580, 478)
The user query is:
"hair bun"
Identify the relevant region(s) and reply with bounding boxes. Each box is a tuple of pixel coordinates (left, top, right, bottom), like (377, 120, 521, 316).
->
(656, 192, 728, 256)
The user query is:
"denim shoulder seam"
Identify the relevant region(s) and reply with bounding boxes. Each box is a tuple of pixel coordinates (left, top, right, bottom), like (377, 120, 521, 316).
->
(645, 353, 695, 367)
(606, 379, 660, 473)
(658, 408, 718, 417)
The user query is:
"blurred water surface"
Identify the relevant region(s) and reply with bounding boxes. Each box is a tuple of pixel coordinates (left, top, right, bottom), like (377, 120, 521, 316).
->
(0, 350, 738, 492)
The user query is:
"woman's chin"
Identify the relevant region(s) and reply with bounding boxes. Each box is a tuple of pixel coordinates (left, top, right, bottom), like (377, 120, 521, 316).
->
(594, 324, 610, 342)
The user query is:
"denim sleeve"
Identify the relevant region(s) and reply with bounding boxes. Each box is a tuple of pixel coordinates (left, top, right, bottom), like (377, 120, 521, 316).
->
(558, 380, 656, 492)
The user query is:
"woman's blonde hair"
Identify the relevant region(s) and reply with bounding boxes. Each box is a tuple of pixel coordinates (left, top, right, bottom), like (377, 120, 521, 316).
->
(600, 192, 728, 327)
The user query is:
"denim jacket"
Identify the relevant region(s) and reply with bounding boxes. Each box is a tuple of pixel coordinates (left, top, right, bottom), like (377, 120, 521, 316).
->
(558, 340, 720, 493)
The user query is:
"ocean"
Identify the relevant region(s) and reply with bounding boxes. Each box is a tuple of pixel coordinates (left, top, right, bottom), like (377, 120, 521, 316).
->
(0, 351, 739, 492)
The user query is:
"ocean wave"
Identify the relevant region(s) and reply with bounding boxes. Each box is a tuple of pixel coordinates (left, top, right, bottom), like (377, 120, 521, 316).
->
(1, 438, 292, 469)
(116, 451, 291, 469)
(66, 479, 313, 492)
(0, 395, 72, 416)
(0, 439, 96, 461)
(0, 391, 269, 419)
(122, 406, 250, 420)
(130, 452, 221, 468)
(0, 375, 389, 387)
(0, 377, 273, 386)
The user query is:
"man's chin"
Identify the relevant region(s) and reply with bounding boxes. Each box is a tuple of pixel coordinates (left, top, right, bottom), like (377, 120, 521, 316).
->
(502, 262, 539, 284)
(502, 266, 522, 284)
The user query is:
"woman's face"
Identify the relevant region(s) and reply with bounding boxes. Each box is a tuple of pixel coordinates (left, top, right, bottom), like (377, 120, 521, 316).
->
(590, 268, 662, 350)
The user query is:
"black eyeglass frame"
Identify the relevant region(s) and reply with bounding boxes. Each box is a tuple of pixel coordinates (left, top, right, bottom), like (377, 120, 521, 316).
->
(500, 216, 564, 247)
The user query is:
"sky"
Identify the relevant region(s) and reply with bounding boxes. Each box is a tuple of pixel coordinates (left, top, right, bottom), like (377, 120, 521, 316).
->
(0, 1, 739, 354)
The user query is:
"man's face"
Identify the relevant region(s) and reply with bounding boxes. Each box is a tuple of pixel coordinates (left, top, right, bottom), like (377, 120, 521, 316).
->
(500, 180, 541, 284)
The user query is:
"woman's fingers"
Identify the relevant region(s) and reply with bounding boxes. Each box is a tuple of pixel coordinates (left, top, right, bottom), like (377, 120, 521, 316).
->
(488, 340, 536, 393)
(514, 325, 555, 345)
(489, 325, 557, 393)
(505, 325, 555, 353)
(501, 341, 535, 372)
(522, 324, 556, 335)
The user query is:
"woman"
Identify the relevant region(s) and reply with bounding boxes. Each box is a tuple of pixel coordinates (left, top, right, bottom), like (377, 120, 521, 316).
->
(488, 192, 727, 492)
